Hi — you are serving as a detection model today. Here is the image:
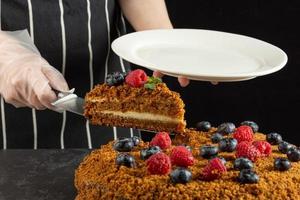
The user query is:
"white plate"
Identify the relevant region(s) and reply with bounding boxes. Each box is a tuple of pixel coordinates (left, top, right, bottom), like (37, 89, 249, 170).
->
(111, 29, 288, 82)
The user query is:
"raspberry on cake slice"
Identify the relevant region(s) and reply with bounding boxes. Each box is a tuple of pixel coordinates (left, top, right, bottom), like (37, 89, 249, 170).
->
(84, 69, 186, 133)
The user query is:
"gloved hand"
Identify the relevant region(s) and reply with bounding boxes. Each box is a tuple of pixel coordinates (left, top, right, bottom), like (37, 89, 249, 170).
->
(0, 30, 69, 110)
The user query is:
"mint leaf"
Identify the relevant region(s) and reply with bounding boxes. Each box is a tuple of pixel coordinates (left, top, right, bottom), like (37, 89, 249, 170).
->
(144, 83, 155, 90)
(144, 76, 162, 89)
(147, 77, 161, 83)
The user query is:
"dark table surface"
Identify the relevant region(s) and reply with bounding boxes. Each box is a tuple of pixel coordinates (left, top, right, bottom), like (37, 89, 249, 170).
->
(0, 149, 91, 200)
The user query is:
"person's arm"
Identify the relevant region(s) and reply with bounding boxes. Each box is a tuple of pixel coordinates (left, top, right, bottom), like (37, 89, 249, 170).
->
(119, 0, 189, 87)
(118, 0, 172, 31)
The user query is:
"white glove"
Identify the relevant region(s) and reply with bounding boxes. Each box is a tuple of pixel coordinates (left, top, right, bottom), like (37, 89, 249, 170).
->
(0, 30, 69, 110)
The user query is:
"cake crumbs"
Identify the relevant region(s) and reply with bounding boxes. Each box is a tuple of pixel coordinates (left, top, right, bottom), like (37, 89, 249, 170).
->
(75, 129, 300, 200)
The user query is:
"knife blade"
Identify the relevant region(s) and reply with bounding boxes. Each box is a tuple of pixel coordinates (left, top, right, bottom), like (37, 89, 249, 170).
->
(51, 89, 84, 116)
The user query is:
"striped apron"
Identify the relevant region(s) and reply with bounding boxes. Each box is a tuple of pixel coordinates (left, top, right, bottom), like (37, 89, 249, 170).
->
(0, 0, 139, 149)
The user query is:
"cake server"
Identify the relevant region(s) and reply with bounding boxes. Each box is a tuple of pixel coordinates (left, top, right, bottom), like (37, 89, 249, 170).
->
(51, 88, 85, 116)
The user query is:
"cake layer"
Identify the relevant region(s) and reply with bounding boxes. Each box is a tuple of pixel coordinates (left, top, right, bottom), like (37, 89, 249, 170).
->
(84, 83, 185, 119)
(75, 129, 300, 200)
(87, 112, 186, 133)
(100, 111, 182, 123)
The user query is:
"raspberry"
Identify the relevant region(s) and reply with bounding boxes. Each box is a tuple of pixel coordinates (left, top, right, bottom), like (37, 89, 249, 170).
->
(202, 158, 227, 181)
(146, 152, 171, 175)
(236, 141, 251, 152)
(170, 146, 194, 167)
(150, 132, 171, 150)
(233, 125, 254, 143)
(253, 141, 272, 157)
(125, 69, 148, 87)
(236, 143, 261, 162)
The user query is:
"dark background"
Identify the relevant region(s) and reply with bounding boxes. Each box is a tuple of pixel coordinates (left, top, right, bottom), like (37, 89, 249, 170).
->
(130, 0, 300, 144)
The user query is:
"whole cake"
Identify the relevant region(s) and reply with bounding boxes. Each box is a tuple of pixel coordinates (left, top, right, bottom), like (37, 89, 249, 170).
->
(84, 69, 186, 133)
(75, 122, 300, 200)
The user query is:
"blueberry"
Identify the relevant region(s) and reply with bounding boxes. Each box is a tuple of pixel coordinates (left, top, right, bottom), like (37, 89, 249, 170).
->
(140, 146, 161, 160)
(116, 153, 136, 168)
(106, 74, 115, 86)
(196, 121, 211, 132)
(217, 122, 236, 134)
(278, 141, 294, 154)
(200, 145, 219, 159)
(114, 71, 126, 81)
(131, 136, 141, 146)
(266, 133, 283, 145)
(219, 138, 238, 152)
(240, 121, 259, 132)
(106, 72, 126, 86)
(170, 167, 192, 184)
(274, 158, 291, 171)
(287, 148, 300, 162)
(113, 138, 134, 152)
(234, 158, 254, 170)
(237, 169, 259, 184)
(211, 133, 223, 143)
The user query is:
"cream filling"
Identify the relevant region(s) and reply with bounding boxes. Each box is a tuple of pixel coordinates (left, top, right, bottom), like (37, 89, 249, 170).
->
(88, 98, 119, 103)
(100, 110, 181, 123)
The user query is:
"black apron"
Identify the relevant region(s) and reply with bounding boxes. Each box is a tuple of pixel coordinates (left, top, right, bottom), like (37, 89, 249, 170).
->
(0, 0, 139, 149)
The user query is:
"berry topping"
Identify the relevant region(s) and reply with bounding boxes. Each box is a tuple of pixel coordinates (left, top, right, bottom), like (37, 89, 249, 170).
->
(236, 142, 261, 162)
(237, 169, 259, 184)
(131, 136, 140, 146)
(278, 141, 295, 154)
(196, 121, 211, 132)
(266, 132, 283, 145)
(211, 133, 223, 143)
(240, 121, 259, 132)
(150, 132, 171, 150)
(146, 152, 171, 175)
(234, 157, 254, 170)
(116, 153, 136, 168)
(217, 157, 227, 165)
(236, 141, 251, 152)
(106, 71, 126, 86)
(287, 148, 300, 162)
(113, 138, 134, 152)
(140, 146, 161, 160)
(217, 122, 236, 134)
(200, 145, 219, 159)
(233, 125, 254, 143)
(218, 138, 238, 152)
(170, 168, 192, 184)
(125, 69, 148, 87)
(274, 158, 291, 171)
(170, 146, 194, 167)
(253, 141, 272, 157)
(202, 158, 227, 181)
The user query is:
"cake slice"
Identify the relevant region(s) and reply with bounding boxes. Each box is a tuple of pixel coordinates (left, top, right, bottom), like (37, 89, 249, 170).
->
(84, 69, 186, 133)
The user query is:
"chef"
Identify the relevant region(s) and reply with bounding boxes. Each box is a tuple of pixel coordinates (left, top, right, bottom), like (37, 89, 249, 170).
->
(0, 0, 190, 149)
